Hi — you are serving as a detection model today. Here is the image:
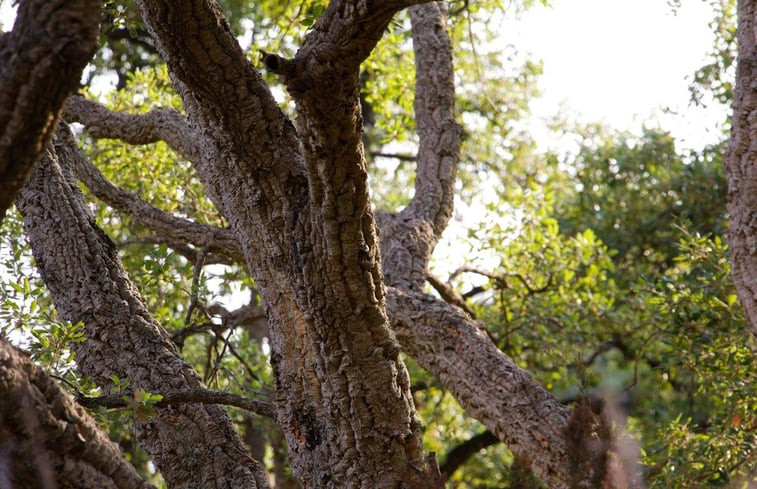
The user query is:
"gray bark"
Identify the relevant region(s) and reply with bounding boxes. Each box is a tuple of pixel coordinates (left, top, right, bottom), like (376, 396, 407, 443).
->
(16, 126, 270, 489)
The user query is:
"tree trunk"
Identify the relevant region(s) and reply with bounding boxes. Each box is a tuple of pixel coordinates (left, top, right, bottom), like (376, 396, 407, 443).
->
(132, 1, 433, 486)
(726, 0, 757, 342)
(16, 126, 270, 489)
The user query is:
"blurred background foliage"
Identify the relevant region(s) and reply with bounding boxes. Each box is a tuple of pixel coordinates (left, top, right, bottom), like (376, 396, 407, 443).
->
(0, 0, 754, 487)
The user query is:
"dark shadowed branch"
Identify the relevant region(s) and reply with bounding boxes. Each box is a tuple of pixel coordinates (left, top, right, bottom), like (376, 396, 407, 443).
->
(440, 430, 499, 480)
(77, 387, 274, 418)
(0, 0, 99, 221)
(0, 339, 155, 489)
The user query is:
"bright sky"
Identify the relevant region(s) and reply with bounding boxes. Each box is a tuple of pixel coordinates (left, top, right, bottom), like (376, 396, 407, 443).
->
(0, 0, 726, 147)
(506, 0, 728, 150)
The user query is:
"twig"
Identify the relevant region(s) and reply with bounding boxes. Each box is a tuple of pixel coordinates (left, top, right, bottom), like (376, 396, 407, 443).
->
(76, 387, 273, 418)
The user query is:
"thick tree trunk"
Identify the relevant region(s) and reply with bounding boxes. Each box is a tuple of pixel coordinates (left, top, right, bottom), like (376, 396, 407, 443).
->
(132, 1, 433, 486)
(16, 126, 270, 489)
(726, 0, 757, 341)
(0, 0, 99, 220)
(0, 339, 154, 489)
(23, 1, 618, 487)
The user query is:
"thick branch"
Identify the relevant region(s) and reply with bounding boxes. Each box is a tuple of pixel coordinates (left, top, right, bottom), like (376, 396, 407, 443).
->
(17, 126, 270, 489)
(725, 0, 757, 340)
(378, 3, 462, 292)
(0, 0, 99, 221)
(0, 339, 155, 489)
(405, 2, 462, 236)
(64, 95, 202, 163)
(66, 135, 245, 263)
(385, 287, 573, 489)
(134, 0, 303, 183)
(77, 388, 274, 418)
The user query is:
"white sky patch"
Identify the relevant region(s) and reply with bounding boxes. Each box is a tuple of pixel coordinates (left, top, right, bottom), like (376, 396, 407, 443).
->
(502, 0, 729, 150)
(0, 1, 15, 31)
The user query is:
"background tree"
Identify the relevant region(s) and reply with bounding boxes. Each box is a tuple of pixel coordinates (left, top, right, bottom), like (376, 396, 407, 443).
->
(1, 0, 755, 488)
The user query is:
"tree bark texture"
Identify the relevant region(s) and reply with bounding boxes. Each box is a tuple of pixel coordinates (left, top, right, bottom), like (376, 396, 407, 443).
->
(16, 126, 270, 489)
(0, 339, 154, 489)
(726, 0, 757, 341)
(0, 0, 99, 221)
(132, 1, 432, 486)
(12, 1, 611, 488)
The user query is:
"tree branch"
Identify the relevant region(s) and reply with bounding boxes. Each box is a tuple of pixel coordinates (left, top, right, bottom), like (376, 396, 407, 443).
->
(77, 387, 274, 418)
(64, 95, 202, 164)
(0, 339, 155, 489)
(16, 126, 271, 489)
(119, 236, 238, 266)
(134, 0, 304, 183)
(0, 0, 99, 221)
(440, 430, 499, 480)
(378, 3, 462, 292)
(405, 2, 462, 236)
(385, 286, 573, 489)
(63, 127, 245, 263)
(426, 272, 476, 317)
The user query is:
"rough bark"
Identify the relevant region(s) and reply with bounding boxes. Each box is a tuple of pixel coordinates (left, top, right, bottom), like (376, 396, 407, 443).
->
(378, 2, 463, 292)
(726, 0, 757, 341)
(16, 126, 270, 489)
(0, 339, 155, 489)
(132, 1, 432, 486)
(386, 288, 572, 488)
(60, 2, 587, 487)
(0, 0, 99, 221)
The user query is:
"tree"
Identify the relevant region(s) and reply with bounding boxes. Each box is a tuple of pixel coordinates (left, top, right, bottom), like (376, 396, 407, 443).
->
(1, 0, 754, 488)
(0, 1, 592, 488)
(725, 0, 757, 340)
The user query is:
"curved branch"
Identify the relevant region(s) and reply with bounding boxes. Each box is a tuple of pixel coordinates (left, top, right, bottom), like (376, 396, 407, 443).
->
(405, 2, 462, 236)
(440, 430, 499, 481)
(379, 3, 462, 292)
(0, 339, 155, 489)
(0, 0, 99, 221)
(64, 127, 245, 263)
(64, 95, 202, 164)
(385, 286, 573, 489)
